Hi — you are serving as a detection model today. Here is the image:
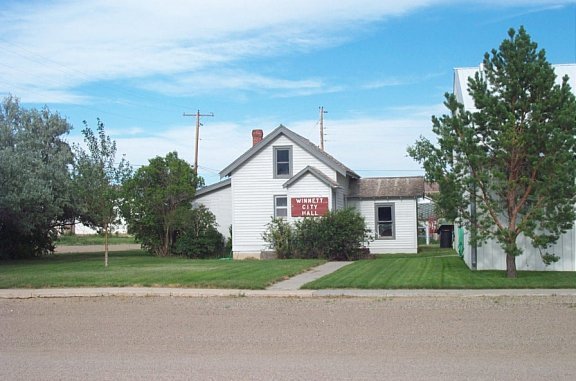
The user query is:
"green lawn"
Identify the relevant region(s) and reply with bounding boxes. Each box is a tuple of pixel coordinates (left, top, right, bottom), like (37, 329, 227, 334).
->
(303, 246, 576, 289)
(56, 234, 137, 246)
(0, 250, 324, 289)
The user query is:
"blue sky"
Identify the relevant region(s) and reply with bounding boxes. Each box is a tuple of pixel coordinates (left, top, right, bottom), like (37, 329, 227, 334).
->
(1, 0, 575, 185)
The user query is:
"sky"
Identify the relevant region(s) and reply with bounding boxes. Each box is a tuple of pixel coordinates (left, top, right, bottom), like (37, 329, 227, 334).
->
(1, 0, 576, 185)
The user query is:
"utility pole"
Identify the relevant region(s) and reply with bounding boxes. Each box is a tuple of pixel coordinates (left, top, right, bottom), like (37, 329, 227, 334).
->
(183, 110, 214, 174)
(319, 106, 327, 151)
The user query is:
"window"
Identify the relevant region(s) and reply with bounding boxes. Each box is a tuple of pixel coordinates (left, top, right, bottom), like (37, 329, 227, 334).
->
(274, 146, 292, 178)
(274, 196, 288, 218)
(375, 203, 395, 239)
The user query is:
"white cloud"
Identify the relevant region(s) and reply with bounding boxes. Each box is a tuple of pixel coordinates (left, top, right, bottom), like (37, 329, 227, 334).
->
(0, 0, 437, 103)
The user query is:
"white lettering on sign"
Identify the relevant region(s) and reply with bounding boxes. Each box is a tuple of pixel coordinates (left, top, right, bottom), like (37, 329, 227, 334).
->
(291, 197, 329, 217)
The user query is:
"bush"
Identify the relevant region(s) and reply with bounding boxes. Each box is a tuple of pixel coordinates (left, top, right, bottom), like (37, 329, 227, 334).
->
(174, 225, 224, 259)
(262, 208, 372, 261)
(262, 218, 294, 258)
(172, 205, 225, 259)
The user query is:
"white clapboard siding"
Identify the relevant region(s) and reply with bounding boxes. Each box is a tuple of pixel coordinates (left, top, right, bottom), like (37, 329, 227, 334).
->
(193, 183, 232, 239)
(349, 198, 418, 254)
(232, 135, 338, 257)
(286, 172, 332, 223)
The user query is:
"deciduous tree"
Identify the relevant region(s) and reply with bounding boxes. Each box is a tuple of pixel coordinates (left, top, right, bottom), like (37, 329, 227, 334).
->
(122, 152, 202, 256)
(0, 96, 75, 258)
(72, 119, 132, 266)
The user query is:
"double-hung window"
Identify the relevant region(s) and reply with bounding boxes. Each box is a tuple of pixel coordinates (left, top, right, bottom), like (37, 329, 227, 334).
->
(375, 203, 395, 239)
(274, 146, 292, 178)
(274, 196, 288, 219)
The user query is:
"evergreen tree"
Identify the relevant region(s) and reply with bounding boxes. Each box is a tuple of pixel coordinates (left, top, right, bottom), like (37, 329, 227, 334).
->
(408, 27, 576, 278)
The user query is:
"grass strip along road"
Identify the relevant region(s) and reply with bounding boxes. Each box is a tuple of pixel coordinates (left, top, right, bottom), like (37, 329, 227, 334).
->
(0, 250, 323, 289)
(304, 247, 576, 289)
(1, 246, 575, 290)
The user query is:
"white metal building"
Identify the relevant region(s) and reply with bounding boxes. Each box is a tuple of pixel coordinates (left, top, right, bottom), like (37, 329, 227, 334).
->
(194, 125, 424, 259)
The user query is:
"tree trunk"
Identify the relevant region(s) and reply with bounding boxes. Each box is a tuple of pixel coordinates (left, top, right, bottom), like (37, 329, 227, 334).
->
(506, 253, 517, 278)
(104, 223, 109, 267)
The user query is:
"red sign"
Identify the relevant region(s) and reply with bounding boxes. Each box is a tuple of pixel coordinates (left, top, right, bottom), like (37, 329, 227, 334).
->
(291, 197, 329, 217)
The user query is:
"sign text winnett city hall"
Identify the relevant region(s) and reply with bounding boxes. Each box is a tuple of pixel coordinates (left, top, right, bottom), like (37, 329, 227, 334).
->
(291, 197, 329, 217)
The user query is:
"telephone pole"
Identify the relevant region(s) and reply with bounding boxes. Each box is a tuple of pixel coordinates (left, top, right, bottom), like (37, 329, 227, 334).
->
(319, 106, 327, 151)
(183, 110, 214, 174)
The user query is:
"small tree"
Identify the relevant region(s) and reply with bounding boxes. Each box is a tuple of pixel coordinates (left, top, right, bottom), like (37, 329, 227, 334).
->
(408, 27, 576, 278)
(72, 119, 132, 267)
(122, 152, 202, 256)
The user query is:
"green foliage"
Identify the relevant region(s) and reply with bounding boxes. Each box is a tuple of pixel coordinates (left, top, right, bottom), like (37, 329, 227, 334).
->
(0, 96, 74, 259)
(121, 152, 203, 256)
(71, 118, 132, 266)
(262, 218, 294, 259)
(172, 205, 225, 258)
(263, 208, 372, 260)
(408, 27, 576, 278)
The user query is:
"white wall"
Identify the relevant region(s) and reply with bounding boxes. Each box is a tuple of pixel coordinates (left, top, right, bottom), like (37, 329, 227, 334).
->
(231, 134, 338, 258)
(193, 183, 232, 239)
(349, 198, 418, 254)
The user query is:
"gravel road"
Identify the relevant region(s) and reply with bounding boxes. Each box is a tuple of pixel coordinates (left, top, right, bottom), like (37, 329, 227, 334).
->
(1, 296, 575, 380)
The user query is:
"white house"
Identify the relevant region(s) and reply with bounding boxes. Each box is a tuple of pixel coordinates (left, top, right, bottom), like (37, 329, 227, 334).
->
(194, 125, 424, 259)
(453, 64, 576, 271)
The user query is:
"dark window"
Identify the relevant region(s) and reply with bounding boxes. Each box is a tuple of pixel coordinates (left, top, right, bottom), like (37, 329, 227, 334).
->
(274, 196, 288, 218)
(375, 204, 395, 239)
(274, 147, 292, 178)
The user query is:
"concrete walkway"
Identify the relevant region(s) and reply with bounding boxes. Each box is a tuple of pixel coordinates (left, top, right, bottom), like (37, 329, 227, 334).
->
(266, 261, 353, 291)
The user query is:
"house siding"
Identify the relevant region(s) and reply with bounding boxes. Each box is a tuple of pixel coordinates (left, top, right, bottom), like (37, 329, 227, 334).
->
(193, 183, 232, 239)
(349, 198, 418, 254)
(231, 134, 338, 258)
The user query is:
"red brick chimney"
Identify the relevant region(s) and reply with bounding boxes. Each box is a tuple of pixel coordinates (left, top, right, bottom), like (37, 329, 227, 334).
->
(252, 129, 264, 146)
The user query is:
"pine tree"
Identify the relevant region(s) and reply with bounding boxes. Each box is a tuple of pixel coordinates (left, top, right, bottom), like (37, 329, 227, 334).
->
(408, 27, 576, 278)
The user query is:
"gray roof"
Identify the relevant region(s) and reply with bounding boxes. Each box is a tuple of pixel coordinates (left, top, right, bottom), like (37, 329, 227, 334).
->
(195, 178, 231, 197)
(348, 176, 425, 199)
(219, 125, 360, 179)
(283, 166, 341, 189)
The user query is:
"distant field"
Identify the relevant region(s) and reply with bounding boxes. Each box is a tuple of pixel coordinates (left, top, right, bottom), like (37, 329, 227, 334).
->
(56, 234, 137, 246)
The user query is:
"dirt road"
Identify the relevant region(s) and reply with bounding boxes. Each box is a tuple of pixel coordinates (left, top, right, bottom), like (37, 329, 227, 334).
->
(1, 296, 575, 380)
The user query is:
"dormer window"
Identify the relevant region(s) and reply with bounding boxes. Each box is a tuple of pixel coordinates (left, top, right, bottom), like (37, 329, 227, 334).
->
(274, 146, 292, 178)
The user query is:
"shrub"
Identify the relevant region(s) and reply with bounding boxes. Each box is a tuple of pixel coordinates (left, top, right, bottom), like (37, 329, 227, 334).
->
(262, 208, 372, 261)
(262, 218, 294, 258)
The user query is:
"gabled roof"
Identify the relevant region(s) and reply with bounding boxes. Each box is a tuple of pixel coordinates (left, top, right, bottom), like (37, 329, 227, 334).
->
(219, 125, 360, 179)
(348, 176, 425, 199)
(283, 166, 341, 189)
(195, 178, 231, 197)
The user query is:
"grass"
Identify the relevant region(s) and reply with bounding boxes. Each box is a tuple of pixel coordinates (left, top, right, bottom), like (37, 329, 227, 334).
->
(0, 250, 324, 289)
(303, 246, 576, 289)
(56, 234, 137, 246)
